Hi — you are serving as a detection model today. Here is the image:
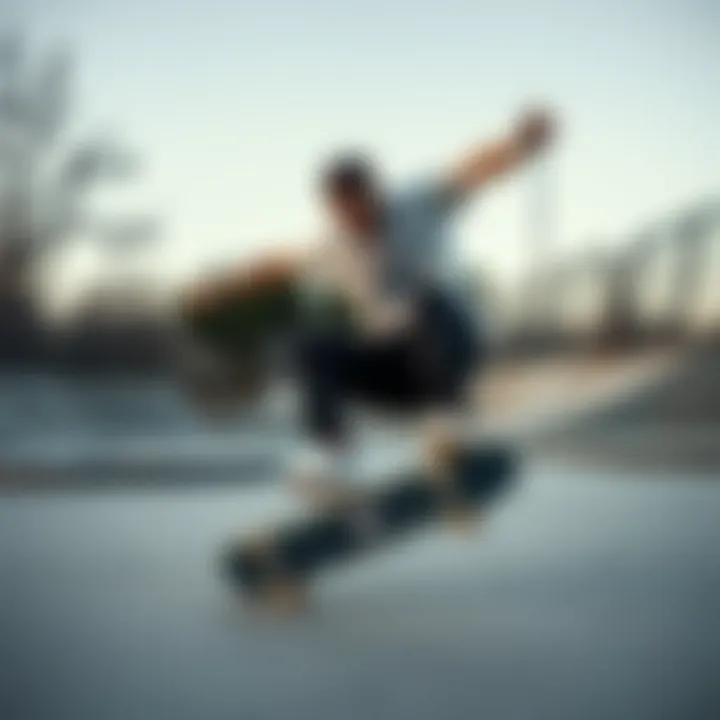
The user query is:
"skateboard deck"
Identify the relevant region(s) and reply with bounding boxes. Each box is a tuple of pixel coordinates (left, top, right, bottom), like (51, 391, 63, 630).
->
(222, 445, 516, 605)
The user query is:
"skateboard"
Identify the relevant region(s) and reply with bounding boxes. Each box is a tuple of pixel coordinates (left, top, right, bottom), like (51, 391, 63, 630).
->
(221, 444, 516, 610)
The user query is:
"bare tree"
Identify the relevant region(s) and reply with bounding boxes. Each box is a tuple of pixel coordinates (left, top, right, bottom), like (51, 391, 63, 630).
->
(0, 34, 159, 365)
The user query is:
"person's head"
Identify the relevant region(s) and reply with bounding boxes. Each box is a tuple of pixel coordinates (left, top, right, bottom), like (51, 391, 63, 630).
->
(319, 153, 382, 235)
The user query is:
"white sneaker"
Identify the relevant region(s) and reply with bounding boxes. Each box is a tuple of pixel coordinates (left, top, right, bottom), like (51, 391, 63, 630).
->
(288, 442, 358, 510)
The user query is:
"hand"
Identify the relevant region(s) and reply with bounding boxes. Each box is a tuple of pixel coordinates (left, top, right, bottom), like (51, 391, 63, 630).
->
(515, 108, 556, 158)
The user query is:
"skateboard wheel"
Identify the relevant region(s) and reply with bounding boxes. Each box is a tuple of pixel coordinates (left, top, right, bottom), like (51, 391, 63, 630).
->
(258, 578, 308, 614)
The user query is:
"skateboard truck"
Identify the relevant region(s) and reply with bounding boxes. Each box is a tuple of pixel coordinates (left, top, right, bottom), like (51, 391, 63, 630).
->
(224, 531, 309, 614)
(423, 428, 480, 534)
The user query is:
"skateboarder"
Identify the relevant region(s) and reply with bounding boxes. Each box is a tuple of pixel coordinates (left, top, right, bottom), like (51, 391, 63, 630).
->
(291, 108, 555, 501)
(185, 107, 555, 500)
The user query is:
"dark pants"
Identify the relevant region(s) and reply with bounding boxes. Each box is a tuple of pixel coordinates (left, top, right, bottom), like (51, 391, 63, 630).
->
(296, 289, 482, 445)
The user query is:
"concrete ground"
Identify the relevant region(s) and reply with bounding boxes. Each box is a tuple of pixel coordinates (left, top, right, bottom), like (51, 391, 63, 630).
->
(1, 463, 719, 720)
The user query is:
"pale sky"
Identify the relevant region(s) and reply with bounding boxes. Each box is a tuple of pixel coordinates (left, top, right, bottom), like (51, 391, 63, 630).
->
(8, 0, 720, 300)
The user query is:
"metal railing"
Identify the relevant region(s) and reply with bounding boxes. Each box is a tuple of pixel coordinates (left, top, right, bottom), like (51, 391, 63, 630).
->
(505, 197, 720, 353)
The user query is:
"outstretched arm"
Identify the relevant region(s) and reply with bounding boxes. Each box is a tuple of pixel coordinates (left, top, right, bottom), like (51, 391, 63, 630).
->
(181, 247, 306, 318)
(445, 107, 556, 201)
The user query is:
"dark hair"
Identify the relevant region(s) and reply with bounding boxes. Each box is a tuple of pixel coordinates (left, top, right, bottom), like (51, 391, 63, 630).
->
(320, 153, 377, 197)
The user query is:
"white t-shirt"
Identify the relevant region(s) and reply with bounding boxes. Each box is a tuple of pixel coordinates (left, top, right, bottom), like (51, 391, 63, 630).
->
(301, 180, 460, 337)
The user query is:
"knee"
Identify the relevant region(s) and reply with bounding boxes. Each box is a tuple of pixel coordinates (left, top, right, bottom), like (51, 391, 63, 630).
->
(431, 298, 481, 375)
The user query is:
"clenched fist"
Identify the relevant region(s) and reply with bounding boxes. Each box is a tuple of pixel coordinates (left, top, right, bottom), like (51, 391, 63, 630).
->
(515, 108, 556, 157)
